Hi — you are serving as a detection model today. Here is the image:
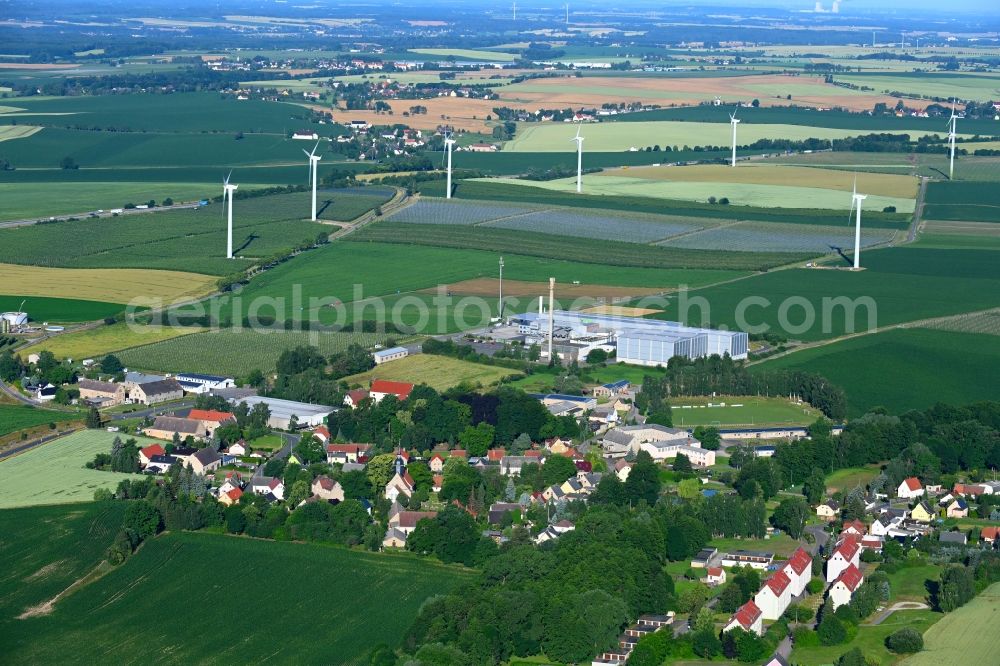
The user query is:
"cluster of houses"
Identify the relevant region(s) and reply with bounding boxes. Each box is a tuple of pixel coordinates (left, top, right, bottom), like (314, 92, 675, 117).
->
(723, 547, 813, 636)
(78, 371, 235, 408)
(601, 424, 716, 467)
(592, 614, 676, 666)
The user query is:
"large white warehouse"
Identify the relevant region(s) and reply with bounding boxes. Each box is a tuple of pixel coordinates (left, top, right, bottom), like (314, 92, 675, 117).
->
(510, 310, 748, 365)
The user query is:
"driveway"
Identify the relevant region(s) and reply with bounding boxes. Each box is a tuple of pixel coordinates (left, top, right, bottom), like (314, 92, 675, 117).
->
(867, 601, 929, 625)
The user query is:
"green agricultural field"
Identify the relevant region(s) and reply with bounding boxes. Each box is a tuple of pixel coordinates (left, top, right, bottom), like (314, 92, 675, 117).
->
(836, 71, 1000, 102)
(791, 609, 939, 666)
(449, 148, 729, 174)
(825, 466, 881, 493)
(904, 582, 1000, 666)
(344, 354, 521, 391)
(353, 223, 812, 272)
(885, 564, 940, 603)
(922, 181, 1000, 222)
(0, 502, 126, 623)
(0, 430, 153, 508)
(0, 295, 123, 322)
(0, 404, 79, 438)
(410, 47, 518, 61)
(116, 329, 390, 377)
(485, 175, 915, 213)
(419, 179, 909, 229)
(0, 182, 226, 221)
(504, 121, 967, 153)
(4, 530, 475, 664)
(756, 328, 1000, 416)
(21, 323, 204, 360)
(0, 187, 390, 274)
(646, 246, 1000, 343)
(922, 309, 1000, 337)
(0, 92, 335, 135)
(669, 396, 820, 429)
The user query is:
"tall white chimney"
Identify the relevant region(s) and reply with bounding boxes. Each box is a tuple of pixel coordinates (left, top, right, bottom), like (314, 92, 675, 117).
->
(547, 277, 555, 362)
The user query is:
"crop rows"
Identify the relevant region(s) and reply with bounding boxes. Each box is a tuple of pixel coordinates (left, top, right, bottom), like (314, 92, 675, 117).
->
(117, 329, 390, 377)
(484, 209, 700, 243)
(923, 309, 1000, 337)
(386, 199, 539, 225)
(659, 221, 895, 253)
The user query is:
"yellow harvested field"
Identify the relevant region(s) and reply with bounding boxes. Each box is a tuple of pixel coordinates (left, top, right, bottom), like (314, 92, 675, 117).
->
(601, 164, 920, 198)
(343, 354, 520, 392)
(21, 323, 203, 360)
(0, 264, 218, 304)
(0, 125, 41, 142)
(580, 305, 664, 316)
(312, 97, 502, 132)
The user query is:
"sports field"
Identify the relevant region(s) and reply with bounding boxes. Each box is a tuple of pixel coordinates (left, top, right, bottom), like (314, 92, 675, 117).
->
(504, 121, 966, 153)
(0, 404, 80, 439)
(4, 530, 474, 663)
(485, 175, 915, 212)
(344, 354, 521, 391)
(21, 323, 203, 360)
(669, 396, 820, 428)
(116, 329, 390, 377)
(0, 264, 217, 304)
(0, 430, 153, 509)
(903, 583, 1000, 666)
(757, 328, 1000, 416)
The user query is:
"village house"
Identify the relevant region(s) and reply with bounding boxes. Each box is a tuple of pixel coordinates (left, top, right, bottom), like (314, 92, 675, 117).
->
(343, 389, 370, 408)
(940, 531, 968, 546)
(369, 379, 413, 403)
(145, 416, 204, 442)
(219, 487, 243, 506)
(78, 378, 119, 406)
(816, 500, 840, 521)
(224, 440, 249, 457)
(897, 477, 924, 499)
(325, 443, 371, 465)
(946, 498, 969, 518)
(724, 600, 763, 636)
(910, 501, 934, 523)
(188, 447, 222, 475)
(250, 476, 285, 501)
(781, 547, 813, 597)
(721, 550, 774, 571)
(145, 454, 177, 474)
(138, 443, 166, 466)
(383, 509, 438, 548)
(826, 536, 862, 583)
(429, 453, 445, 473)
(982, 526, 1000, 544)
(841, 519, 866, 536)
(593, 379, 630, 398)
(499, 455, 535, 476)
(702, 567, 727, 587)
(311, 425, 331, 444)
(829, 563, 864, 610)
(311, 476, 345, 502)
(186, 409, 236, 438)
(754, 570, 793, 620)
(385, 469, 416, 502)
(116, 377, 183, 406)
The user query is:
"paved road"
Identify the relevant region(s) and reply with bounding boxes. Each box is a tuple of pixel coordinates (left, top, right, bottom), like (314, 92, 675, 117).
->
(252, 431, 300, 477)
(0, 376, 37, 406)
(906, 176, 929, 243)
(805, 524, 831, 556)
(0, 427, 81, 461)
(868, 601, 929, 625)
(108, 400, 196, 422)
(0, 201, 203, 229)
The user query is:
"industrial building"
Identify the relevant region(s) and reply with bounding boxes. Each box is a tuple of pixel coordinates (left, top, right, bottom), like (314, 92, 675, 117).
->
(230, 396, 336, 430)
(509, 310, 748, 365)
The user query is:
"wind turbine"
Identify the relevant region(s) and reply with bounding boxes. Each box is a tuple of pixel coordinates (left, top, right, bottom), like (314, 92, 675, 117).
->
(303, 141, 322, 221)
(571, 124, 584, 193)
(444, 132, 456, 199)
(849, 176, 867, 270)
(223, 172, 238, 259)
(948, 100, 958, 180)
(729, 107, 741, 168)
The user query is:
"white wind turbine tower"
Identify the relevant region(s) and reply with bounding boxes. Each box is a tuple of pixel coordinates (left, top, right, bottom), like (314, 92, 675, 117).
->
(223, 172, 238, 259)
(729, 107, 741, 167)
(849, 176, 867, 270)
(571, 124, 585, 193)
(948, 100, 958, 180)
(304, 141, 322, 221)
(444, 132, 456, 199)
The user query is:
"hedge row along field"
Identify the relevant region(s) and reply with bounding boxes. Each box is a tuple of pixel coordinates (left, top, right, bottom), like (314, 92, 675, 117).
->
(0, 188, 392, 274)
(5, 531, 474, 664)
(352, 222, 813, 271)
(419, 179, 910, 228)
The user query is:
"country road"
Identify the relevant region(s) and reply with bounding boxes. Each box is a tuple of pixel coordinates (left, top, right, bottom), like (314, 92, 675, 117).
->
(0, 201, 204, 229)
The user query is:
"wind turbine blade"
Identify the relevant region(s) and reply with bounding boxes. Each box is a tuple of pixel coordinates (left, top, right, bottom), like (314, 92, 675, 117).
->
(312, 141, 320, 157)
(575, 124, 581, 139)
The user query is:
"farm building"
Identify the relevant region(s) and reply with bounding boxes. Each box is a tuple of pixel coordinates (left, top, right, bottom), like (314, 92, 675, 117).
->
(593, 380, 630, 398)
(373, 346, 409, 364)
(175, 372, 236, 394)
(231, 396, 336, 430)
(370, 380, 414, 403)
(510, 310, 748, 364)
(116, 378, 183, 406)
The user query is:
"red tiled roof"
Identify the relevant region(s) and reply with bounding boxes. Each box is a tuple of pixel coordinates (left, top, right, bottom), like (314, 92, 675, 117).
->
(140, 444, 165, 458)
(524, 450, 543, 458)
(314, 476, 336, 490)
(902, 477, 922, 491)
(835, 538, 860, 561)
(732, 600, 762, 629)
(764, 570, 792, 596)
(432, 474, 443, 487)
(326, 443, 371, 454)
(370, 380, 414, 400)
(430, 453, 445, 462)
(955, 483, 985, 496)
(188, 409, 236, 423)
(226, 488, 243, 501)
(347, 389, 370, 403)
(487, 448, 506, 461)
(707, 567, 724, 577)
(312, 425, 331, 440)
(784, 547, 812, 575)
(834, 564, 864, 592)
(449, 449, 467, 458)
(397, 511, 437, 528)
(403, 471, 415, 488)
(982, 526, 1000, 540)
(842, 519, 865, 533)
